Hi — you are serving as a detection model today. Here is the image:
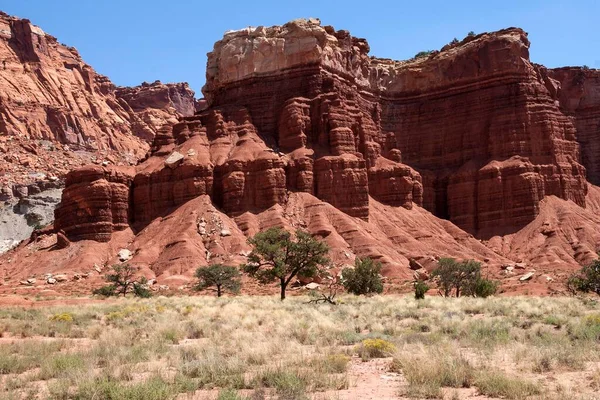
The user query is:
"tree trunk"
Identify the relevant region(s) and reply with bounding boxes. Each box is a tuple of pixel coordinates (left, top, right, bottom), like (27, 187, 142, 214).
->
(217, 285, 222, 297)
(280, 279, 286, 301)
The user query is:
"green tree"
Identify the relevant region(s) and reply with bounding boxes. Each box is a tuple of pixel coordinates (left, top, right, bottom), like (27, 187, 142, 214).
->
(414, 281, 429, 300)
(432, 258, 496, 298)
(471, 277, 498, 298)
(342, 257, 384, 295)
(243, 228, 330, 300)
(566, 259, 600, 296)
(194, 264, 241, 297)
(93, 263, 151, 298)
(467, 31, 476, 37)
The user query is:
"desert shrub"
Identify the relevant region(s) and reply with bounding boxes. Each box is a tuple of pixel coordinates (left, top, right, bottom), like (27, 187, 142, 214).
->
(475, 369, 542, 399)
(467, 30, 476, 37)
(414, 281, 429, 300)
(342, 257, 383, 296)
(195, 264, 241, 297)
(355, 338, 396, 360)
(75, 375, 178, 400)
(217, 389, 248, 400)
(49, 313, 73, 323)
(38, 353, 85, 380)
(309, 353, 350, 373)
(256, 369, 307, 399)
(566, 260, 600, 296)
(415, 50, 434, 58)
(160, 327, 182, 344)
(432, 258, 497, 297)
(585, 314, 600, 326)
(133, 277, 152, 298)
(180, 350, 245, 388)
(93, 285, 117, 297)
(393, 351, 474, 398)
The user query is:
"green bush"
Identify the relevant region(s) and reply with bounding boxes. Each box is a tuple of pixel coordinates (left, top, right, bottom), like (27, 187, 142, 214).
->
(566, 259, 600, 296)
(472, 278, 498, 298)
(414, 281, 429, 300)
(432, 258, 498, 297)
(133, 278, 152, 298)
(93, 285, 117, 297)
(342, 257, 383, 295)
(414, 50, 434, 59)
(49, 313, 74, 323)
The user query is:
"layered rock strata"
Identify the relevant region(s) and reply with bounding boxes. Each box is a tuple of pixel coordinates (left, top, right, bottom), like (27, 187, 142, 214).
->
(549, 67, 600, 184)
(55, 20, 592, 242)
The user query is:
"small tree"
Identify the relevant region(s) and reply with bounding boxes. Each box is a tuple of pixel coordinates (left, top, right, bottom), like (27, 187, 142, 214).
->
(342, 257, 384, 296)
(567, 259, 600, 296)
(414, 281, 429, 300)
(93, 263, 151, 298)
(243, 228, 330, 300)
(194, 264, 241, 297)
(467, 31, 476, 37)
(471, 277, 498, 298)
(432, 258, 496, 298)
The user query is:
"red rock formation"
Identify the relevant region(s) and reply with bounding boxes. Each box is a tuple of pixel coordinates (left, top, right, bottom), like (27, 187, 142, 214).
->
(201, 21, 587, 236)
(115, 81, 197, 141)
(54, 165, 135, 242)
(53, 20, 593, 245)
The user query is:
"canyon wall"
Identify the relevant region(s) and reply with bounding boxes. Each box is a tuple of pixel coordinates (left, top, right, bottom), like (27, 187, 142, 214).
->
(57, 20, 588, 242)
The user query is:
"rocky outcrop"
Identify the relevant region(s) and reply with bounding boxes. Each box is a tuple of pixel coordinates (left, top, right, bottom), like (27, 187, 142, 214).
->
(54, 165, 134, 242)
(114, 81, 197, 141)
(200, 21, 588, 236)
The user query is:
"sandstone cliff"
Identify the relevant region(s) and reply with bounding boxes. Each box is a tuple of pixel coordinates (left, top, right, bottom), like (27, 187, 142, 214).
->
(2, 19, 599, 294)
(549, 67, 600, 185)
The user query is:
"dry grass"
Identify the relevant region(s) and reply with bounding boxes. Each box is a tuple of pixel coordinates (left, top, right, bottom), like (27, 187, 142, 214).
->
(0, 295, 599, 399)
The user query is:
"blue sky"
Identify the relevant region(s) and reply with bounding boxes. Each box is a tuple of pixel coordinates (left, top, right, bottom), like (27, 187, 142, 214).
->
(2, 0, 598, 97)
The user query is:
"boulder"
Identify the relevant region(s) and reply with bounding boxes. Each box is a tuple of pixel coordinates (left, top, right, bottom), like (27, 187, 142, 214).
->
(519, 272, 535, 281)
(118, 249, 133, 262)
(165, 151, 184, 169)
